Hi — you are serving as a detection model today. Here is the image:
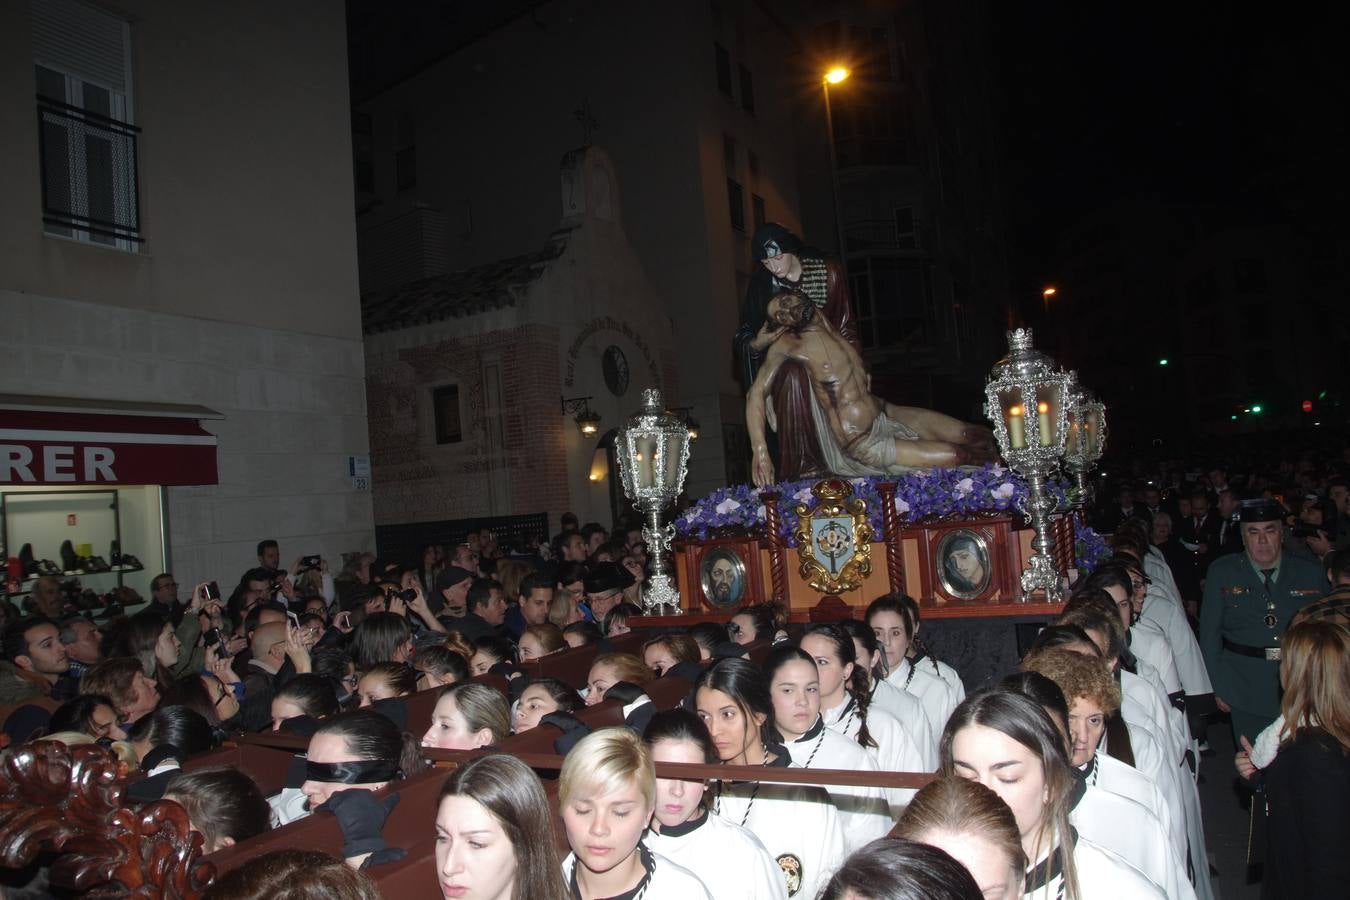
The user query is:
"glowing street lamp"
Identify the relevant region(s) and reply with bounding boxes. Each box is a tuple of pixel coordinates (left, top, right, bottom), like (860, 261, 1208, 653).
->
(824, 66, 850, 84)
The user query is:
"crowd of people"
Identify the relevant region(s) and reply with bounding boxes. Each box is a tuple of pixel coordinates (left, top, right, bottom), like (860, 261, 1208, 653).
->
(0, 453, 1347, 898)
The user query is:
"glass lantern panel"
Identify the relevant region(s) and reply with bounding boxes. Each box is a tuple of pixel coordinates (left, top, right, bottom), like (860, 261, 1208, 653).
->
(1064, 404, 1082, 457)
(634, 434, 659, 489)
(1033, 384, 1062, 448)
(1083, 408, 1101, 456)
(997, 387, 1030, 451)
(661, 433, 686, 489)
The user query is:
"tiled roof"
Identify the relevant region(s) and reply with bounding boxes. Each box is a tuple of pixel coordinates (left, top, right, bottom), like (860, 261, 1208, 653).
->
(361, 229, 570, 334)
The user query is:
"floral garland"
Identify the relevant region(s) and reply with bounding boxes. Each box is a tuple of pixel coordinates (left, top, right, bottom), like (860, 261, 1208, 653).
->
(674, 464, 1072, 549)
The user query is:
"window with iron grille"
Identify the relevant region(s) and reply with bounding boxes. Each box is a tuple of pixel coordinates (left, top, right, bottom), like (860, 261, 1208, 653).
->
(31, 0, 140, 248)
(738, 64, 755, 114)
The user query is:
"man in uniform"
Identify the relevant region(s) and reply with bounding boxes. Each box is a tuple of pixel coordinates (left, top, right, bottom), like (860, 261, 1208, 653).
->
(1198, 499, 1325, 743)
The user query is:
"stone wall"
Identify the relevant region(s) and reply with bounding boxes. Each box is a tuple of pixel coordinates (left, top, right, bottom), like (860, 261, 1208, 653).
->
(0, 290, 373, 591)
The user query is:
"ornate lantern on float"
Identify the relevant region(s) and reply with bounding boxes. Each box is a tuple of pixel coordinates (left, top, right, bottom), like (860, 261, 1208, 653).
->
(1062, 381, 1108, 511)
(614, 388, 691, 614)
(984, 328, 1074, 601)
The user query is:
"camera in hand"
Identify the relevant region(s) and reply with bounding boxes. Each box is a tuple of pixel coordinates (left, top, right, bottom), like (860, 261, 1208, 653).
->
(205, 581, 221, 602)
(300, 555, 322, 571)
(1291, 521, 1326, 539)
(204, 628, 233, 658)
(386, 587, 418, 603)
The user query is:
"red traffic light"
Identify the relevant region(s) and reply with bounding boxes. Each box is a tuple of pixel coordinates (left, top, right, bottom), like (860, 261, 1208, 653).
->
(1302, 400, 1314, 413)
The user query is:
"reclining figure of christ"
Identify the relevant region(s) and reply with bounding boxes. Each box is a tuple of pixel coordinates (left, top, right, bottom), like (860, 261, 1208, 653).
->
(746, 290, 997, 488)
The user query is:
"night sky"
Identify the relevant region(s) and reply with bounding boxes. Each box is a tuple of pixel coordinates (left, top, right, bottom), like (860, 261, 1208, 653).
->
(989, 3, 1346, 318)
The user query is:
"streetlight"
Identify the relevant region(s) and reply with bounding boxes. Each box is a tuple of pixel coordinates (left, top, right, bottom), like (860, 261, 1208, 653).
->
(822, 64, 850, 266)
(1041, 285, 1057, 314)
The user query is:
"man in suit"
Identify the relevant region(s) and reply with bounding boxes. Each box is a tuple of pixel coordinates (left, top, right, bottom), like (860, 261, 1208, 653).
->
(1198, 499, 1325, 743)
(1213, 489, 1244, 558)
(1179, 488, 1222, 588)
(1096, 483, 1151, 534)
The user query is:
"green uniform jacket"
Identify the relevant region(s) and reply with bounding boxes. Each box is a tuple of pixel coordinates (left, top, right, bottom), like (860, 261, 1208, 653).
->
(1198, 553, 1324, 727)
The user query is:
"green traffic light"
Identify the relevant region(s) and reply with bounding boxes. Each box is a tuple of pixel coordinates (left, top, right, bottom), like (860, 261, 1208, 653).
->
(1251, 404, 1263, 414)
(1158, 358, 1169, 366)
(1231, 415, 1238, 421)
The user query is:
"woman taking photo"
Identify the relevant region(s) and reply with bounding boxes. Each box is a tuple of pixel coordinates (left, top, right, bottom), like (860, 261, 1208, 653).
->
(941, 690, 1162, 899)
(434, 753, 568, 900)
(642, 709, 788, 899)
(693, 658, 845, 900)
(762, 644, 891, 845)
(893, 776, 1026, 900)
(559, 727, 712, 899)
(1245, 620, 1350, 898)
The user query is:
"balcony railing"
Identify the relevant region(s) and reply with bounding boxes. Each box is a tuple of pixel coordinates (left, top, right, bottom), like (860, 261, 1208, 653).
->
(36, 95, 142, 243)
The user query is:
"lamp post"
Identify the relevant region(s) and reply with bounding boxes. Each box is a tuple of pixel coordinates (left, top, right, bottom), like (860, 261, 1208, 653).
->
(614, 388, 691, 614)
(984, 328, 1074, 601)
(822, 66, 850, 265)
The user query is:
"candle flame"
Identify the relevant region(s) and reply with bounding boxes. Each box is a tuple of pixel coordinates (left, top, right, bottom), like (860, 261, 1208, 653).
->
(1037, 402, 1049, 414)
(1009, 405, 1024, 416)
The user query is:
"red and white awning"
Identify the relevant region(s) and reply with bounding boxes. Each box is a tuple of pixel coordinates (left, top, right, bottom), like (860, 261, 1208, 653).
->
(0, 395, 222, 486)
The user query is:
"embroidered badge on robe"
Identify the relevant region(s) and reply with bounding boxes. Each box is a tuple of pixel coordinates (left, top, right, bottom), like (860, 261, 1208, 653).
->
(777, 853, 803, 896)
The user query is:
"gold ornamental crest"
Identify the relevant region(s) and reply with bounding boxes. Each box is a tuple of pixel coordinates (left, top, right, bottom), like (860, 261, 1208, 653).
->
(792, 478, 872, 594)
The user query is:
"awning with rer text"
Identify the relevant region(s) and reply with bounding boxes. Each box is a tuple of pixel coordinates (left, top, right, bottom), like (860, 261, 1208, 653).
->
(0, 396, 221, 486)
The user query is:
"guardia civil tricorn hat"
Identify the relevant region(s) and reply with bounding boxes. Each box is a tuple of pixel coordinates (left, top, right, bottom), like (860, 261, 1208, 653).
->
(1238, 499, 1283, 523)
(752, 222, 802, 261)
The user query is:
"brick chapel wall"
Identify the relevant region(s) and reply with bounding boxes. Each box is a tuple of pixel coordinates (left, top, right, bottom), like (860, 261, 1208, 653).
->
(365, 322, 569, 527)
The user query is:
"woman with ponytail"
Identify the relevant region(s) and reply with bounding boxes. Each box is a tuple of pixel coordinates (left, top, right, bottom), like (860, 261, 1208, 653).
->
(867, 594, 964, 739)
(940, 690, 1163, 899)
(762, 644, 892, 846)
(801, 623, 930, 814)
(694, 658, 846, 899)
(837, 619, 937, 764)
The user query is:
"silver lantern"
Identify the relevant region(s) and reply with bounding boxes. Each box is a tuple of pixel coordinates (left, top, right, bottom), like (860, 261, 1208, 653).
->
(1062, 381, 1108, 510)
(984, 328, 1074, 601)
(615, 388, 691, 614)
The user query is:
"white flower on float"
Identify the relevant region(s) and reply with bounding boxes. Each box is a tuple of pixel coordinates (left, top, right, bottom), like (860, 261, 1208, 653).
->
(715, 498, 741, 515)
(954, 477, 975, 498)
(992, 482, 1015, 501)
(894, 497, 911, 515)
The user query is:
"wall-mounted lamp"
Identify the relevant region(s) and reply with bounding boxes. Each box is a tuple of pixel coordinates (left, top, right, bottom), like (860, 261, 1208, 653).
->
(561, 396, 601, 437)
(668, 406, 701, 442)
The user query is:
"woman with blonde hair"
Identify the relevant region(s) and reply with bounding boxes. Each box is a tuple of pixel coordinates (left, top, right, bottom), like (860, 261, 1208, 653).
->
(583, 652, 653, 706)
(1245, 620, 1350, 897)
(559, 727, 712, 898)
(941, 690, 1162, 899)
(548, 587, 584, 630)
(518, 623, 565, 662)
(422, 682, 511, 751)
(893, 776, 1026, 900)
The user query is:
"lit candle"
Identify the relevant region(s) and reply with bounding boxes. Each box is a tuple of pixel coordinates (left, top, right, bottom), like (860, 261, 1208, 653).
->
(1084, 419, 1096, 456)
(1007, 405, 1026, 450)
(1066, 421, 1080, 456)
(1037, 401, 1052, 446)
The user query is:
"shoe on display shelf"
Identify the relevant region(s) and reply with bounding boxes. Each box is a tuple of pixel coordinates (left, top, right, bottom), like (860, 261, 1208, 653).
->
(119, 553, 144, 571)
(60, 540, 80, 575)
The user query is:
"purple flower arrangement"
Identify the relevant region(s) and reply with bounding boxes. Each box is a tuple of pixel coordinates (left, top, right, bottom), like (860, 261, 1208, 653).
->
(674, 464, 1072, 548)
(1074, 524, 1112, 573)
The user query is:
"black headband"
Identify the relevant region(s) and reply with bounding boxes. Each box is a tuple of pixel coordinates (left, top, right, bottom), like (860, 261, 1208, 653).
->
(304, 758, 400, 784)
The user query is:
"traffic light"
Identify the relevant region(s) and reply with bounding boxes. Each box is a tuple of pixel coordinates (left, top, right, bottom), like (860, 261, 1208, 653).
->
(1158, 358, 1169, 366)
(1251, 404, 1263, 414)
(1302, 400, 1314, 413)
